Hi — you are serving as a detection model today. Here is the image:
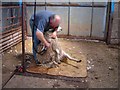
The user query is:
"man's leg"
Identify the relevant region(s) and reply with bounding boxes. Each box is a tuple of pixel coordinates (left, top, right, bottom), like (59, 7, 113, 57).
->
(33, 35, 41, 64)
(29, 19, 41, 65)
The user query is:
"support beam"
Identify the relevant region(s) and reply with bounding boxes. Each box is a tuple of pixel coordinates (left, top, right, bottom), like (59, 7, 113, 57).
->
(118, 2, 120, 45)
(22, 2, 25, 72)
(105, 2, 112, 44)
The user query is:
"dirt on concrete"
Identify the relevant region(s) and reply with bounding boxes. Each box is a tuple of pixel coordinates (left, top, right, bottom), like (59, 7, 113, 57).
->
(2, 37, 119, 88)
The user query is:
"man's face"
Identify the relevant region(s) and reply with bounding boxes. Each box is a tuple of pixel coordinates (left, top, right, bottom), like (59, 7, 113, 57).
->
(50, 21, 59, 30)
(50, 15, 61, 30)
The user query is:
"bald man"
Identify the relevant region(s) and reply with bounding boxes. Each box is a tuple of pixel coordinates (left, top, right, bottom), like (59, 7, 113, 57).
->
(29, 10, 61, 65)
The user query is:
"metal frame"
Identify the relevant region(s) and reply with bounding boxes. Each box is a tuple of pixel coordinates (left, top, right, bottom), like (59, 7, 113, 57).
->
(0, 7, 23, 53)
(1, 2, 20, 88)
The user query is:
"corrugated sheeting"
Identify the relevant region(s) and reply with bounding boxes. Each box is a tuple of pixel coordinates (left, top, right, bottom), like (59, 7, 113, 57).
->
(26, 6, 45, 36)
(70, 7, 92, 36)
(46, 6, 68, 35)
(26, 2, 107, 40)
(92, 8, 107, 38)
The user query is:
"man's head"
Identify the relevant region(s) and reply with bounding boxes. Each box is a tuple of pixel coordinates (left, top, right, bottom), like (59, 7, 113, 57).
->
(50, 15, 61, 30)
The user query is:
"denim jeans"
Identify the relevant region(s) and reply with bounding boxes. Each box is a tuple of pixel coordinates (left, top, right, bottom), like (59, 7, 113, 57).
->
(29, 19, 41, 63)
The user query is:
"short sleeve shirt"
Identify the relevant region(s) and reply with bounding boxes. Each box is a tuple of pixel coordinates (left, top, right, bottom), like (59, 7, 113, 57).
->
(30, 10, 55, 32)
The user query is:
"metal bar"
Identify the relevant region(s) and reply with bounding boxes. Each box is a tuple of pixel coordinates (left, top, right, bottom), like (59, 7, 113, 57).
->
(57, 34, 104, 41)
(24, 3, 28, 36)
(2, 72, 16, 89)
(118, 2, 120, 45)
(0, 22, 21, 30)
(26, 3, 107, 8)
(104, 2, 111, 43)
(1, 32, 26, 47)
(5, 16, 21, 20)
(22, 2, 26, 72)
(1, 29, 21, 39)
(0, 6, 20, 9)
(0, 38, 22, 53)
(67, 1, 70, 36)
(118, 2, 120, 87)
(16, 72, 85, 82)
(106, 2, 112, 44)
(1, 35, 22, 49)
(0, 31, 21, 44)
(90, 2, 94, 37)
(0, 35, 22, 50)
(10, 2, 14, 24)
(0, 26, 21, 35)
(45, 0, 47, 10)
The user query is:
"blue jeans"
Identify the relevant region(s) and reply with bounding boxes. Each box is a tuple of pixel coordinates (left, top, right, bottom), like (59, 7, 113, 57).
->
(29, 19, 41, 63)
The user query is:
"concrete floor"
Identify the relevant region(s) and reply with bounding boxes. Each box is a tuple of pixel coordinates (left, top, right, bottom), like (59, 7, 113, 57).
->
(2, 38, 119, 88)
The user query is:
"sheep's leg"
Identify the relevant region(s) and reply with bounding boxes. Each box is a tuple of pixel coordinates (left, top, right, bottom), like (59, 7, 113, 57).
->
(63, 51, 81, 63)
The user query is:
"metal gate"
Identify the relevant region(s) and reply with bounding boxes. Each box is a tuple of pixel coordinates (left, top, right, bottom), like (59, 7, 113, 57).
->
(0, 2, 27, 53)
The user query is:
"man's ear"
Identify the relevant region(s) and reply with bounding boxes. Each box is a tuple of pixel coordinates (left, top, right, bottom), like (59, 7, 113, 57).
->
(50, 15, 55, 24)
(50, 18, 53, 24)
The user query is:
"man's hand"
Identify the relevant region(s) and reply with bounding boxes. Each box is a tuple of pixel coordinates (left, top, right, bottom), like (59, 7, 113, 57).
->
(50, 31, 57, 39)
(36, 29, 51, 48)
(45, 42, 50, 48)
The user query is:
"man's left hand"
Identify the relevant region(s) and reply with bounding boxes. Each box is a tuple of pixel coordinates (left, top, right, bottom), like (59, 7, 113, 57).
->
(50, 31, 57, 39)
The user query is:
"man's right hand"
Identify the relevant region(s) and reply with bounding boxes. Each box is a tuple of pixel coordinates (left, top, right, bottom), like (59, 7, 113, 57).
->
(36, 30, 51, 48)
(45, 42, 51, 48)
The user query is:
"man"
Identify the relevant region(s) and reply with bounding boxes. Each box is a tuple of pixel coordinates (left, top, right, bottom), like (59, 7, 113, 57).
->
(29, 10, 61, 65)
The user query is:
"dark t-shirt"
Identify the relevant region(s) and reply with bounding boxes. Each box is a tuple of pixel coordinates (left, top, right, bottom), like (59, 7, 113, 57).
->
(30, 10, 55, 32)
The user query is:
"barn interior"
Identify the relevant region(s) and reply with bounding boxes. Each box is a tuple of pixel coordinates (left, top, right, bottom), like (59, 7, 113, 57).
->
(0, 0, 119, 89)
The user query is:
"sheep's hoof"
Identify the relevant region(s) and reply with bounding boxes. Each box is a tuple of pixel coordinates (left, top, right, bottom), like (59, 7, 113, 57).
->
(77, 60, 82, 63)
(56, 60, 61, 64)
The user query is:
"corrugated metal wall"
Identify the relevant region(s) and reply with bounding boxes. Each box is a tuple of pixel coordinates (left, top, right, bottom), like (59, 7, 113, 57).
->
(26, 1, 108, 40)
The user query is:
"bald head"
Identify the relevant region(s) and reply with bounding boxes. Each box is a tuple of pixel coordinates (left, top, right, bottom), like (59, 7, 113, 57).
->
(50, 15, 61, 29)
(54, 15, 61, 24)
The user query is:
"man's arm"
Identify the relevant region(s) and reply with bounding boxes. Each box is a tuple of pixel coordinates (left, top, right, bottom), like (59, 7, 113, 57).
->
(50, 26, 62, 39)
(36, 29, 50, 48)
